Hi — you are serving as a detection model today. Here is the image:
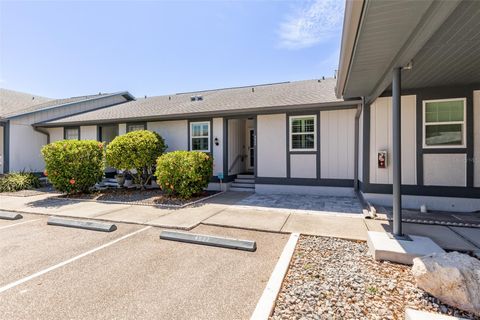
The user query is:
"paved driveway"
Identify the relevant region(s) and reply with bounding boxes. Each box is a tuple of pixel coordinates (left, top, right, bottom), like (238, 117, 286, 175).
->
(0, 213, 288, 320)
(234, 193, 364, 215)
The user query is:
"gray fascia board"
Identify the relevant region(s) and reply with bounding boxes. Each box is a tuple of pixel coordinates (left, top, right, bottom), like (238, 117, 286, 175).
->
(365, 0, 461, 104)
(33, 100, 361, 128)
(5, 91, 135, 120)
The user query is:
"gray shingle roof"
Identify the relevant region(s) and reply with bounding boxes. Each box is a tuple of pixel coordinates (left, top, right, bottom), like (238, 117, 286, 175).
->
(0, 88, 52, 118)
(1, 90, 115, 119)
(40, 79, 343, 125)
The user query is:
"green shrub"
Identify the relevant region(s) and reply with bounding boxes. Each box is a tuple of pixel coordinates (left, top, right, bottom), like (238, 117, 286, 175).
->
(155, 151, 213, 199)
(0, 172, 41, 192)
(106, 130, 167, 187)
(41, 140, 105, 194)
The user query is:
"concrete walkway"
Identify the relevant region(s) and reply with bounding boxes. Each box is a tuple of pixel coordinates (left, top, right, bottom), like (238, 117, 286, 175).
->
(1, 191, 479, 251)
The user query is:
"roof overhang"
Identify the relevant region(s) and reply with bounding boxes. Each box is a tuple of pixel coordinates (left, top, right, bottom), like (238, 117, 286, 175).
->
(336, 0, 479, 103)
(5, 91, 135, 119)
(33, 100, 361, 128)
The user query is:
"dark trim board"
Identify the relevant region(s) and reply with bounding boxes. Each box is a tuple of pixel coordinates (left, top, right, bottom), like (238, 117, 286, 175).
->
(255, 177, 354, 187)
(359, 181, 480, 199)
(210, 174, 236, 183)
(1, 121, 9, 173)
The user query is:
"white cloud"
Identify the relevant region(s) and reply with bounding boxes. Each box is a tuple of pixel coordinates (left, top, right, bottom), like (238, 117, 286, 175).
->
(278, 0, 344, 50)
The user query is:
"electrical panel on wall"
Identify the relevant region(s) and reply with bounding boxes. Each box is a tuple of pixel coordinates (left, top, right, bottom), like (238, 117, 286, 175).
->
(378, 151, 387, 169)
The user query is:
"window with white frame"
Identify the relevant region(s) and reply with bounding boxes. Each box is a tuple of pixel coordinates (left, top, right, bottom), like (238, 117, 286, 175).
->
(126, 123, 146, 133)
(64, 127, 79, 140)
(190, 121, 210, 152)
(423, 98, 466, 148)
(289, 115, 317, 151)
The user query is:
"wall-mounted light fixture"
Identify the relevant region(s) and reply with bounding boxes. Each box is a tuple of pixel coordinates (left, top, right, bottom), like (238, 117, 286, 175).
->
(214, 137, 219, 146)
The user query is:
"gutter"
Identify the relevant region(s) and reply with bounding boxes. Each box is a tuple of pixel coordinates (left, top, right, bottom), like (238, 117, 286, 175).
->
(353, 98, 363, 191)
(34, 126, 50, 144)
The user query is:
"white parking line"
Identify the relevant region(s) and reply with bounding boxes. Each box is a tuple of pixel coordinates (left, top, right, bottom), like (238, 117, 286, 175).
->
(0, 219, 41, 230)
(0, 226, 152, 294)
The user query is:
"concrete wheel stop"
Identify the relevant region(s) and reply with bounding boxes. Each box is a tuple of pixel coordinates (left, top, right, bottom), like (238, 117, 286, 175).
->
(160, 230, 257, 252)
(47, 216, 117, 232)
(0, 211, 23, 220)
(367, 231, 444, 265)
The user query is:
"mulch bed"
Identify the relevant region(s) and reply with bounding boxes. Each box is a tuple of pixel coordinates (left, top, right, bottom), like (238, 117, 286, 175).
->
(59, 188, 219, 207)
(270, 235, 477, 320)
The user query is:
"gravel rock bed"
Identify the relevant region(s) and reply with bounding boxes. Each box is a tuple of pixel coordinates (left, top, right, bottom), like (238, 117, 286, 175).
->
(59, 189, 219, 207)
(270, 235, 477, 320)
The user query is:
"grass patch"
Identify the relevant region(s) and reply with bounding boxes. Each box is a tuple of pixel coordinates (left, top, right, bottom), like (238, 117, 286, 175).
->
(0, 172, 41, 193)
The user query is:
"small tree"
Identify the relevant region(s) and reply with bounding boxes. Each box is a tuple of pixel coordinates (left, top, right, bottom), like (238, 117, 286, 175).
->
(155, 151, 213, 199)
(106, 130, 167, 187)
(41, 140, 105, 194)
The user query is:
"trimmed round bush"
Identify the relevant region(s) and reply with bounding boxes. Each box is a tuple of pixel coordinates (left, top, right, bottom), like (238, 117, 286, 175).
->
(105, 130, 167, 186)
(41, 140, 105, 194)
(155, 151, 213, 199)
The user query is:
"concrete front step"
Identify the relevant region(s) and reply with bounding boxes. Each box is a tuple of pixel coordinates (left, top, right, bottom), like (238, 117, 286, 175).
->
(230, 187, 255, 192)
(234, 178, 255, 184)
(237, 174, 255, 179)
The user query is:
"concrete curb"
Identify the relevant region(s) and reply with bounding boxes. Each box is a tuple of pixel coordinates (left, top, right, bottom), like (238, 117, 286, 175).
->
(160, 230, 257, 252)
(250, 233, 300, 320)
(50, 191, 226, 209)
(47, 216, 117, 232)
(0, 211, 23, 220)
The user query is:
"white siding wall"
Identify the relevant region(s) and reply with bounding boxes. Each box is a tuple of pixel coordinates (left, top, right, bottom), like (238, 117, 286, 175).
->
(474, 90, 480, 187)
(9, 124, 47, 172)
(227, 119, 245, 175)
(320, 109, 356, 179)
(290, 154, 316, 178)
(257, 114, 286, 177)
(147, 120, 188, 151)
(80, 126, 97, 140)
(369, 95, 417, 185)
(212, 118, 223, 175)
(423, 154, 466, 187)
(47, 127, 64, 142)
(118, 123, 127, 135)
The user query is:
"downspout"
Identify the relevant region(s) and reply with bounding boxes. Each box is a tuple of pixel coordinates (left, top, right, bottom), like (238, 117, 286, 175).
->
(33, 126, 50, 144)
(353, 99, 363, 191)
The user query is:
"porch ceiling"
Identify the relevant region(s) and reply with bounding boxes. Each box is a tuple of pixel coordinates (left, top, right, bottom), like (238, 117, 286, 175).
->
(340, 0, 480, 101)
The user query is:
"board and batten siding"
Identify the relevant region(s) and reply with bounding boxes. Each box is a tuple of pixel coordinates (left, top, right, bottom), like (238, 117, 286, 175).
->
(212, 117, 224, 175)
(369, 95, 417, 185)
(423, 154, 467, 186)
(320, 109, 356, 179)
(257, 114, 287, 178)
(147, 120, 188, 152)
(290, 154, 316, 178)
(80, 126, 97, 140)
(47, 127, 64, 142)
(474, 90, 480, 187)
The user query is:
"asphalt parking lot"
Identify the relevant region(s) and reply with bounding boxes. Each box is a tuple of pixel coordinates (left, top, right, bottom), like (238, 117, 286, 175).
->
(0, 213, 289, 320)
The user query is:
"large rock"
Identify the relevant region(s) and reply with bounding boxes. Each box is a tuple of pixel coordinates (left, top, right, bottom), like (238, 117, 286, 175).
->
(412, 251, 480, 316)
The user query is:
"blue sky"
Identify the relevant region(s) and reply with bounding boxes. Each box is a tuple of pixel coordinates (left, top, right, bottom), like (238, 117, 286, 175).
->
(0, 0, 345, 98)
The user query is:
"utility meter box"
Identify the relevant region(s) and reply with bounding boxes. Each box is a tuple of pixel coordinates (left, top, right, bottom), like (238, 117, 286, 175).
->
(378, 151, 387, 169)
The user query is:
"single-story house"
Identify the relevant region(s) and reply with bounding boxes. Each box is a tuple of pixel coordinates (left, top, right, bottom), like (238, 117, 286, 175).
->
(0, 89, 135, 174)
(1, 0, 478, 214)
